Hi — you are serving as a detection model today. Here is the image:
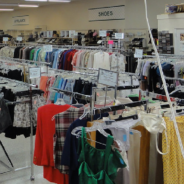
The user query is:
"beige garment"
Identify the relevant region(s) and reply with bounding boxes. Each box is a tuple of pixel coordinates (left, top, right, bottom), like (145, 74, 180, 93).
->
(148, 134, 158, 184)
(128, 131, 141, 184)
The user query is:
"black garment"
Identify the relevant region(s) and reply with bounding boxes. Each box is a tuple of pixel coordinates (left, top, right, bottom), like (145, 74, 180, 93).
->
(125, 53, 137, 73)
(0, 98, 12, 133)
(8, 69, 23, 81)
(13, 47, 23, 58)
(148, 65, 159, 93)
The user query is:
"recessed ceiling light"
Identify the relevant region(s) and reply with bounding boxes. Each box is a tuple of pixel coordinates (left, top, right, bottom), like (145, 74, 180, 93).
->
(19, 4, 39, 7)
(24, 0, 47, 2)
(48, 0, 71, 2)
(0, 9, 14, 11)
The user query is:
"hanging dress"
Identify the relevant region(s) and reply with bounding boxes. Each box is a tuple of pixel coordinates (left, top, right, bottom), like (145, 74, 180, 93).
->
(78, 127, 126, 184)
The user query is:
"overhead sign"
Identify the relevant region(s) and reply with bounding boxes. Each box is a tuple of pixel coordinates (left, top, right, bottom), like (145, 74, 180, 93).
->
(13, 15, 29, 26)
(98, 68, 118, 87)
(89, 5, 125, 22)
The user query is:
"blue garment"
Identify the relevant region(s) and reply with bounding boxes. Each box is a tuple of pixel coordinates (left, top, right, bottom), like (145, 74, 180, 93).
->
(50, 76, 62, 101)
(59, 79, 68, 99)
(63, 79, 76, 104)
(61, 113, 109, 184)
(55, 78, 64, 101)
(156, 62, 168, 76)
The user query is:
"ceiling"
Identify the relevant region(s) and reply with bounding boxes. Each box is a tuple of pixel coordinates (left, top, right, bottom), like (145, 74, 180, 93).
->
(0, 0, 78, 10)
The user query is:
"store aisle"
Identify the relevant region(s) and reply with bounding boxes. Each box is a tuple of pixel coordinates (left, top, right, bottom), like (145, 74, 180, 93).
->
(0, 134, 51, 184)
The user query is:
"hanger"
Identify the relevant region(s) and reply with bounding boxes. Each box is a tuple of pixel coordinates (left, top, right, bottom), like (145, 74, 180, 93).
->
(71, 92, 84, 108)
(55, 98, 66, 105)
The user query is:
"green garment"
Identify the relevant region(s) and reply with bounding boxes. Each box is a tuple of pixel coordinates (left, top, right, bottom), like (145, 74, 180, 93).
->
(29, 49, 35, 60)
(128, 94, 156, 103)
(78, 127, 126, 184)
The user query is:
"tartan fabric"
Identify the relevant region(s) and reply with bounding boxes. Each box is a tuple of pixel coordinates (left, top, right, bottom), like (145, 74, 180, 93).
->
(54, 107, 84, 174)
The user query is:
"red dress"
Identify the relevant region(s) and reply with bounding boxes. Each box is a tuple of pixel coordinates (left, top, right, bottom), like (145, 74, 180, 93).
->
(34, 104, 71, 184)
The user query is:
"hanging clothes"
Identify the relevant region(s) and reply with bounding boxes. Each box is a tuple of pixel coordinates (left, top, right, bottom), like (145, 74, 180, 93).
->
(34, 104, 71, 184)
(78, 127, 126, 184)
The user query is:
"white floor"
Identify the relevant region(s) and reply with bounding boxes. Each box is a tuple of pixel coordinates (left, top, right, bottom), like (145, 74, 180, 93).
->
(0, 134, 53, 184)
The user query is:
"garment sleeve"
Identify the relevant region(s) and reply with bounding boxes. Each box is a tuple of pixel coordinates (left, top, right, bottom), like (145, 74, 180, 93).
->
(33, 108, 43, 166)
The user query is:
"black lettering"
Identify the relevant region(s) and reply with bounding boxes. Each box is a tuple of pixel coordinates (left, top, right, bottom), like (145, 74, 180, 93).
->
(99, 12, 101, 17)
(110, 11, 113, 16)
(106, 11, 109, 16)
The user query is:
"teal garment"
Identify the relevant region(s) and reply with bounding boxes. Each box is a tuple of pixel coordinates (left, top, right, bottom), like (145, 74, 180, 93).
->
(78, 128, 126, 184)
(49, 76, 62, 101)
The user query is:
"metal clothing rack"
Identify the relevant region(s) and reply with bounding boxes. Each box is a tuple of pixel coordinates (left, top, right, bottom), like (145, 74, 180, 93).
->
(139, 90, 177, 102)
(0, 76, 36, 180)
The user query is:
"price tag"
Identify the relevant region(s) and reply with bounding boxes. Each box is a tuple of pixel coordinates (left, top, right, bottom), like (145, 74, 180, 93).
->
(3, 37, 8, 42)
(17, 37, 22, 41)
(99, 30, 107, 37)
(43, 45, 53, 52)
(115, 33, 124, 39)
(98, 68, 118, 87)
(134, 49, 143, 58)
(29, 67, 41, 79)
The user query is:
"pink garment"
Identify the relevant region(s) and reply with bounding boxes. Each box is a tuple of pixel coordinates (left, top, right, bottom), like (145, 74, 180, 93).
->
(46, 76, 56, 104)
(72, 50, 83, 71)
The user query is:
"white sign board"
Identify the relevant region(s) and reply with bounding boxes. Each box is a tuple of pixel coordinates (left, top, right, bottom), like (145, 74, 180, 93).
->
(43, 45, 53, 52)
(16, 37, 22, 41)
(89, 5, 125, 22)
(115, 33, 124, 39)
(69, 30, 76, 38)
(134, 49, 143, 58)
(3, 37, 8, 42)
(99, 30, 107, 37)
(29, 67, 41, 79)
(13, 15, 29, 26)
(98, 68, 118, 87)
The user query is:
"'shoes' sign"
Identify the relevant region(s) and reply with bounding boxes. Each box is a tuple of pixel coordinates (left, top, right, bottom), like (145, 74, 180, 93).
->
(89, 5, 125, 22)
(13, 15, 29, 25)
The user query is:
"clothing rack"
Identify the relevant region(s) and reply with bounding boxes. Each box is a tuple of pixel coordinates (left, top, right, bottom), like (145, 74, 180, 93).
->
(0, 76, 36, 180)
(139, 90, 177, 102)
(93, 100, 148, 114)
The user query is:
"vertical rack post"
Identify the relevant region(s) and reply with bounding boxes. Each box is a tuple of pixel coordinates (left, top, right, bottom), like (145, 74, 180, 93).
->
(29, 86, 34, 181)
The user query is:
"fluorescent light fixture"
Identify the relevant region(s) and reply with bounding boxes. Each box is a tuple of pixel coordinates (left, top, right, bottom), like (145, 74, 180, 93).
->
(48, 0, 71, 2)
(0, 4, 17, 6)
(24, 0, 47, 1)
(0, 9, 14, 11)
(19, 4, 39, 7)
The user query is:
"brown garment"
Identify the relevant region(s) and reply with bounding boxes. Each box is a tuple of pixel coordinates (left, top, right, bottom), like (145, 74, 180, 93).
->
(133, 125, 150, 184)
(155, 133, 164, 184)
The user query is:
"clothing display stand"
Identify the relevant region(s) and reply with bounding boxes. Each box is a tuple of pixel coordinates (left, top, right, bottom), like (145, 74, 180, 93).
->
(0, 76, 37, 180)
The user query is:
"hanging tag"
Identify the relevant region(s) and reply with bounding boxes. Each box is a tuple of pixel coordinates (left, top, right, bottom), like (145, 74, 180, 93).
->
(98, 68, 118, 87)
(29, 67, 41, 79)
(115, 33, 124, 39)
(99, 30, 107, 37)
(134, 49, 143, 58)
(43, 45, 53, 52)
(3, 37, 8, 42)
(17, 37, 22, 41)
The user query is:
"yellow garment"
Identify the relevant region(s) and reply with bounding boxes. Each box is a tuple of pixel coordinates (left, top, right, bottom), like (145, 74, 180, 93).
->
(163, 117, 184, 184)
(87, 121, 97, 147)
